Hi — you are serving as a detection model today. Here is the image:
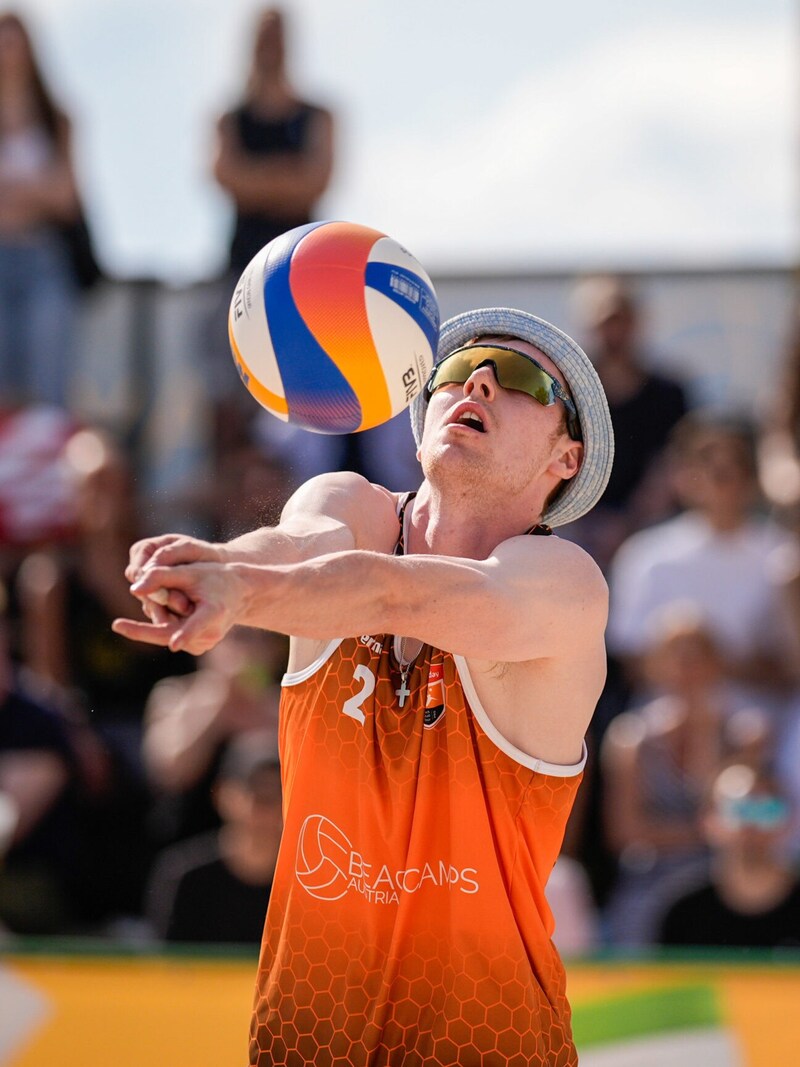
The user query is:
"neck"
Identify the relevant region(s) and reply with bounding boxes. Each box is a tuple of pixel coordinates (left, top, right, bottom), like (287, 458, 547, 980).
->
(410, 478, 541, 558)
(248, 74, 295, 111)
(698, 507, 747, 534)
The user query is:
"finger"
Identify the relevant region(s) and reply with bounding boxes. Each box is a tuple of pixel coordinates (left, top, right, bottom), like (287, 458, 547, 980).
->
(111, 617, 177, 647)
(168, 603, 226, 655)
(131, 565, 197, 599)
(169, 589, 193, 615)
(144, 600, 174, 626)
(148, 539, 217, 570)
(125, 535, 181, 583)
(146, 587, 193, 618)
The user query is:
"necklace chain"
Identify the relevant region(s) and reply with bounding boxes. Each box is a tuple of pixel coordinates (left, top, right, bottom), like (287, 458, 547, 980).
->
(395, 636, 414, 708)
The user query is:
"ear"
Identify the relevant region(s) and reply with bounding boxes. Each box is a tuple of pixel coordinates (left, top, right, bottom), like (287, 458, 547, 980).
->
(549, 439, 583, 482)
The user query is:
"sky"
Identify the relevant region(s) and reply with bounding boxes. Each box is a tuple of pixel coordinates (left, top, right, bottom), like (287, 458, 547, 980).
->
(16, 0, 799, 283)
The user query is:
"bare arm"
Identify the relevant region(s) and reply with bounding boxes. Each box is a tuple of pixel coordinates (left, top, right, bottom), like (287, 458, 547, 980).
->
(17, 551, 70, 688)
(143, 665, 278, 792)
(212, 108, 334, 215)
(602, 715, 704, 855)
(121, 471, 398, 622)
(0, 119, 79, 231)
(142, 675, 228, 792)
(118, 532, 608, 665)
(0, 752, 69, 846)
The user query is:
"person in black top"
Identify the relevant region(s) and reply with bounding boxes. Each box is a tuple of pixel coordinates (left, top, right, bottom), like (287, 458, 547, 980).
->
(566, 275, 687, 572)
(213, 7, 334, 277)
(657, 764, 800, 949)
(146, 737, 282, 944)
(208, 7, 335, 462)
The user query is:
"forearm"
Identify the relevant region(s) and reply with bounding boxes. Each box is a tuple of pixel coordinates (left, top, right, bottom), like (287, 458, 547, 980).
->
(19, 167, 78, 222)
(222, 516, 354, 567)
(219, 152, 328, 212)
(143, 687, 227, 791)
(233, 550, 498, 652)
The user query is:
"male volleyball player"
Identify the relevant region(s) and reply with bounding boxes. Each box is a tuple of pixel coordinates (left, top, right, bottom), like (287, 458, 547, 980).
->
(114, 308, 614, 1066)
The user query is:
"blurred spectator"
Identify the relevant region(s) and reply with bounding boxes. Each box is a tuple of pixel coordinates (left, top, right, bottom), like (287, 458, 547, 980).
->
(143, 626, 283, 846)
(17, 427, 193, 770)
(758, 306, 800, 518)
(0, 11, 85, 409)
(213, 7, 334, 278)
(657, 764, 800, 949)
(12, 428, 199, 924)
(209, 6, 335, 461)
(566, 275, 688, 570)
(146, 738, 281, 944)
(602, 607, 773, 945)
(0, 578, 81, 933)
(545, 855, 600, 958)
(0, 401, 76, 579)
(607, 411, 796, 696)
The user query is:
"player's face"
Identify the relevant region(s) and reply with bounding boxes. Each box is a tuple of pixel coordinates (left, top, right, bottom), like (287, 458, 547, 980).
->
(420, 336, 582, 498)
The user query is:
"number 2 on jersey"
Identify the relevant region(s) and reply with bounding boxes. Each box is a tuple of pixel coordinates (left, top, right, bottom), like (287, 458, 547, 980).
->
(341, 664, 376, 724)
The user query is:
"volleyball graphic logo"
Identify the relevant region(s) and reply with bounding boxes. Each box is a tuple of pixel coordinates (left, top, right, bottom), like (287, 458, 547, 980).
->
(228, 221, 440, 434)
(295, 814, 353, 901)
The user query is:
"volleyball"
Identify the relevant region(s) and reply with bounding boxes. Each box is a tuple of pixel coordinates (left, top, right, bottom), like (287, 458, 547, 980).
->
(227, 221, 440, 434)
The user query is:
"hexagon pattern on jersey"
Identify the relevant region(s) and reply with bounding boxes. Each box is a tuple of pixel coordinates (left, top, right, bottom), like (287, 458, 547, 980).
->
(250, 636, 582, 1066)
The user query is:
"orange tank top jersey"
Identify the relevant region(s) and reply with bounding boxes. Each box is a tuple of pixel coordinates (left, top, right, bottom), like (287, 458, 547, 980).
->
(250, 515, 585, 1067)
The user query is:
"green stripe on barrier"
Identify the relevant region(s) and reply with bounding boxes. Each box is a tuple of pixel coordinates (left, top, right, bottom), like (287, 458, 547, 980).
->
(571, 983, 721, 1049)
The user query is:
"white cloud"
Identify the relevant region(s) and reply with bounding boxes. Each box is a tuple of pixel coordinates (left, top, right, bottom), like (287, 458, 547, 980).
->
(340, 18, 796, 270)
(10, 2, 795, 278)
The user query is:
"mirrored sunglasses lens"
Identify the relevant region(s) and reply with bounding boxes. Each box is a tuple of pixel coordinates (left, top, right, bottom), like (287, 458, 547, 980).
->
(428, 351, 482, 392)
(494, 358, 557, 405)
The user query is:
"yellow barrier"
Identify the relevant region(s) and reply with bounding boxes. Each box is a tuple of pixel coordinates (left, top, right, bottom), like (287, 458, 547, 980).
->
(1, 949, 799, 1066)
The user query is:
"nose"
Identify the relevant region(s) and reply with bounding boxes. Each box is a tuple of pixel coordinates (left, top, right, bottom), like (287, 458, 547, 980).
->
(463, 361, 498, 401)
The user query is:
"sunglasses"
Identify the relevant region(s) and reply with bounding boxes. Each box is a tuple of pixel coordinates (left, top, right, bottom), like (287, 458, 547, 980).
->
(425, 344, 582, 441)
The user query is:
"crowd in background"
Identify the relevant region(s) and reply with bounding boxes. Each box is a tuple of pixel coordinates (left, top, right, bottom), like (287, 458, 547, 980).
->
(1, 6, 800, 956)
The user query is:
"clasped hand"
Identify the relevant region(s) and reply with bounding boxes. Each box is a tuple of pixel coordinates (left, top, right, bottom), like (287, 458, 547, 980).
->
(112, 533, 244, 655)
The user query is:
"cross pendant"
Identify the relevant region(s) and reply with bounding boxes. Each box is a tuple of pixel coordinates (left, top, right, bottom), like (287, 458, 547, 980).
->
(396, 674, 411, 708)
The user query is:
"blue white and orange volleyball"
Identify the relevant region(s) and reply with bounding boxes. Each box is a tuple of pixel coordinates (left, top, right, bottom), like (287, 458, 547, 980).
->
(228, 221, 440, 434)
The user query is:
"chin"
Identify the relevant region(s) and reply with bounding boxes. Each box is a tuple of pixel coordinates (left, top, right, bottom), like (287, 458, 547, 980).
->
(422, 443, 494, 495)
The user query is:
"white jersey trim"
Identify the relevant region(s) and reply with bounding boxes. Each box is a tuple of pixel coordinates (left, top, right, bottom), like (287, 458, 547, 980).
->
(282, 639, 344, 687)
(453, 655, 588, 777)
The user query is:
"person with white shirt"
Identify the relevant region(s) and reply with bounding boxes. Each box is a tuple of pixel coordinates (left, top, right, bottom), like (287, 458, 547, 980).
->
(607, 411, 796, 696)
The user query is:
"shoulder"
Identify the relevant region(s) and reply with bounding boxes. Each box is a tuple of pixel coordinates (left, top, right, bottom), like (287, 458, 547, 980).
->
(301, 100, 333, 121)
(489, 534, 608, 657)
(281, 471, 403, 551)
(495, 533, 608, 607)
(216, 107, 244, 135)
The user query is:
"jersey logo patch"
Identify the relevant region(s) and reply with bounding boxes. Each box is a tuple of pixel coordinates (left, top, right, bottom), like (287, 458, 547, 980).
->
(424, 661, 445, 728)
(423, 704, 445, 728)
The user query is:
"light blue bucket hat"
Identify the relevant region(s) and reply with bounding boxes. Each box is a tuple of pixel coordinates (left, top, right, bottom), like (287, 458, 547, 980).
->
(409, 307, 615, 527)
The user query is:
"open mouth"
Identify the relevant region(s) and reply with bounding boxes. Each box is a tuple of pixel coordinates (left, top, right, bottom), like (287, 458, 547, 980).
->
(452, 411, 485, 433)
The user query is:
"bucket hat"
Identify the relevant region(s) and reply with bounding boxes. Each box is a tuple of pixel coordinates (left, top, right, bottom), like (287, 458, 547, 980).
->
(409, 307, 614, 527)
